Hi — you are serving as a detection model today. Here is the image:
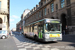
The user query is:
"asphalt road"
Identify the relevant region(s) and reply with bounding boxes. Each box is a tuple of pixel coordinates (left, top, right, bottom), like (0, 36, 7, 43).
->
(0, 35, 18, 50)
(0, 32, 75, 50)
(13, 32, 75, 50)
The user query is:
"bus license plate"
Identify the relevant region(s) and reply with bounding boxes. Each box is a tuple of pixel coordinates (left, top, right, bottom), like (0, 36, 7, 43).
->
(50, 34, 60, 37)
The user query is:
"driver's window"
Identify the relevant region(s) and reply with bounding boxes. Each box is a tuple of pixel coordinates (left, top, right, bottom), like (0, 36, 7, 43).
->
(45, 23, 51, 31)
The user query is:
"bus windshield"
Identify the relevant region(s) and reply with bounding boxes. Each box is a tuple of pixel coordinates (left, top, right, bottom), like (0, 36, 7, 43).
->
(45, 23, 61, 32)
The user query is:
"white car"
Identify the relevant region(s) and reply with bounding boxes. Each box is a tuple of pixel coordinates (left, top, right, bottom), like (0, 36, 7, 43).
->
(0, 30, 8, 39)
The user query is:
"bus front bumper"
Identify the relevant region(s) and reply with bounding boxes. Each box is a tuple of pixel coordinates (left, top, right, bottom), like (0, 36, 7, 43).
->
(44, 37, 62, 42)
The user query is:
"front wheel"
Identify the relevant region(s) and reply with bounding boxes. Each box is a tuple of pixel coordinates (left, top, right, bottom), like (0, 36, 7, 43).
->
(25, 34, 27, 38)
(2, 36, 6, 39)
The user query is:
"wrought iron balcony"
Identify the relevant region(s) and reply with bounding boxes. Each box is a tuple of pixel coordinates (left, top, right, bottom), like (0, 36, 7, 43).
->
(0, 8, 8, 14)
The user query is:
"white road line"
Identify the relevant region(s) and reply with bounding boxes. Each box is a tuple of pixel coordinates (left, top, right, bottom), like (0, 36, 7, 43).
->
(41, 48, 50, 50)
(51, 48, 59, 50)
(18, 48, 26, 50)
(33, 47, 40, 50)
(44, 45, 51, 48)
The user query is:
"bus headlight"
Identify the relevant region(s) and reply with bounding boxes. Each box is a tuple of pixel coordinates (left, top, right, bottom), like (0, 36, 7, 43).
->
(45, 34, 49, 39)
(60, 34, 62, 38)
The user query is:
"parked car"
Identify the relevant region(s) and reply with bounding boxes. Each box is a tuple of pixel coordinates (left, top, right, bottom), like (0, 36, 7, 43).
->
(0, 30, 8, 39)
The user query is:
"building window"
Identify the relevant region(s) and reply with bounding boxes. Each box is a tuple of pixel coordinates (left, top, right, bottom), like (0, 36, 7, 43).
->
(44, 8, 46, 15)
(56, 4, 58, 10)
(35, 14, 37, 19)
(47, 0, 49, 1)
(36, 13, 38, 19)
(44, 0, 46, 4)
(61, 0, 65, 8)
(66, 0, 70, 5)
(48, 9, 49, 14)
(34, 15, 36, 20)
(0, 1, 1, 8)
(41, 2, 43, 6)
(42, 10, 43, 17)
(37, 13, 38, 19)
(39, 11, 41, 17)
(51, 3, 54, 12)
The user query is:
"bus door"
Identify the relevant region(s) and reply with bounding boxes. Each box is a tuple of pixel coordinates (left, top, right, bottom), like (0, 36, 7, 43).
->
(38, 24, 44, 39)
(34, 25, 38, 36)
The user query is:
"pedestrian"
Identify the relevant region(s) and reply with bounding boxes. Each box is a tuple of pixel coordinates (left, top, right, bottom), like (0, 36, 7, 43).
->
(11, 30, 12, 36)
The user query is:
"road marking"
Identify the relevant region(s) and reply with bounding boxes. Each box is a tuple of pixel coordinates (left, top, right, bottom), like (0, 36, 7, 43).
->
(37, 44, 43, 47)
(51, 48, 59, 50)
(25, 46, 32, 48)
(13, 35, 53, 50)
(18, 48, 26, 50)
(33, 47, 40, 50)
(41, 48, 50, 50)
(44, 45, 51, 48)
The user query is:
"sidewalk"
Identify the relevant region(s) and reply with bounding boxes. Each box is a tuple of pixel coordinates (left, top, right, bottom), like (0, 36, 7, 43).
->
(63, 33, 75, 36)
(62, 34, 75, 43)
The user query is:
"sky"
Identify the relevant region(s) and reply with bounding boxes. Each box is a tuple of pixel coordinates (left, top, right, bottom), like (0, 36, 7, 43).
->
(10, 0, 40, 30)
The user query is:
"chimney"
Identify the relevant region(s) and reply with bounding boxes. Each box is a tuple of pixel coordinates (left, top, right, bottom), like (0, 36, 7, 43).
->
(34, 7, 36, 10)
(36, 5, 39, 9)
(39, 2, 41, 7)
(32, 8, 34, 12)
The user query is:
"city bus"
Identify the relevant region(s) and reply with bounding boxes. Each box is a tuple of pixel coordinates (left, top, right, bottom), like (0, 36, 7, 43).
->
(23, 18, 62, 42)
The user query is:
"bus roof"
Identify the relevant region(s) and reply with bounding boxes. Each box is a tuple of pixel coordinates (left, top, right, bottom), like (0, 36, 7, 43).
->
(25, 18, 60, 26)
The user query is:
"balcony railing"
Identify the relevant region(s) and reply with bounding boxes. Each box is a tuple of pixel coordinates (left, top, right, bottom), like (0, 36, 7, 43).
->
(0, 8, 8, 14)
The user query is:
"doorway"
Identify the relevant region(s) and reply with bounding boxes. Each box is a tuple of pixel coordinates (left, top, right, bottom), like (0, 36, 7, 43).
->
(61, 13, 67, 35)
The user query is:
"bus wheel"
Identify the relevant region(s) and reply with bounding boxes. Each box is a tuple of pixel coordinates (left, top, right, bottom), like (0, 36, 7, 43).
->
(34, 35, 38, 40)
(25, 34, 27, 38)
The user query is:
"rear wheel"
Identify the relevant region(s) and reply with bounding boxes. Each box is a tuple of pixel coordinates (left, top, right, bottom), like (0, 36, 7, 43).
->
(2, 36, 6, 39)
(34, 35, 38, 40)
(25, 34, 27, 38)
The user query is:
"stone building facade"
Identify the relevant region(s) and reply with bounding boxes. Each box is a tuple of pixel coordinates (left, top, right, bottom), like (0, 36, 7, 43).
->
(0, 0, 10, 32)
(16, 9, 30, 32)
(24, 0, 75, 34)
(16, 21, 21, 32)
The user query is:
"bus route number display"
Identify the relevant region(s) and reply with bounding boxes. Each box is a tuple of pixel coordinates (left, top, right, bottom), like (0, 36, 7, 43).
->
(51, 21, 59, 23)
(46, 19, 59, 23)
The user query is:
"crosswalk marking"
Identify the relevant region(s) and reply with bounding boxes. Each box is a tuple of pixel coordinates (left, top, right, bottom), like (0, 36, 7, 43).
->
(13, 35, 60, 50)
(41, 48, 50, 50)
(33, 47, 40, 50)
(18, 48, 26, 50)
(51, 48, 59, 50)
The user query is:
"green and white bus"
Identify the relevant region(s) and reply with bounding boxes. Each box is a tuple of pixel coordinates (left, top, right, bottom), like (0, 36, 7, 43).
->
(24, 18, 62, 42)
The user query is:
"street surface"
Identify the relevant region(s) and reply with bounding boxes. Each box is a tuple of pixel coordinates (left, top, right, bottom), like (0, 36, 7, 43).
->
(0, 32, 75, 50)
(0, 35, 18, 50)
